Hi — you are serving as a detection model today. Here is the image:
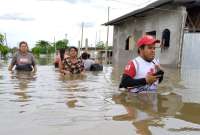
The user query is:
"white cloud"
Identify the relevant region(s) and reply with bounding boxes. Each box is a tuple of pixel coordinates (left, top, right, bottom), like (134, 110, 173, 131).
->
(0, 0, 157, 48)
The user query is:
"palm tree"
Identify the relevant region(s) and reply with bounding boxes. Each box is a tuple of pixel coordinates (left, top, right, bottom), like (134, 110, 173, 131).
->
(35, 40, 51, 54)
(54, 39, 68, 50)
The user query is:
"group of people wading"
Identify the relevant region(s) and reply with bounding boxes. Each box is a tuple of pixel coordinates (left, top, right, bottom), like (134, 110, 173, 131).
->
(8, 41, 103, 75)
(54, 47, 103, 75)
(8, 35, 164, 93)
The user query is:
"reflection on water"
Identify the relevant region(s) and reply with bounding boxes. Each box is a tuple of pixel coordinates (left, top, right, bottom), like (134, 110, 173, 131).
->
(35, 54, 54, 65)
(112, 92, 200, 135)
(0, 57, 200, 135)
(10, 71, 36, 102)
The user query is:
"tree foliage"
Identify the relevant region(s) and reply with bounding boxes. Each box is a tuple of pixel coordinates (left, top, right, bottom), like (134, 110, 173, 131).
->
(32, 40, 52, 54)
(96, 41, 105, 49)
(0, 33, 4, 45)
(0, 33, 9, 57)
(10, 47, 18, 54)
(32, 39, 69, 55)
(0, 45, 9, 56)
(55, 39, 68, 50)
(96, 41, 112, 50)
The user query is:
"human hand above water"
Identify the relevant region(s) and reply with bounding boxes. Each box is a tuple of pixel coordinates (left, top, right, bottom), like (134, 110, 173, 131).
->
(145, 74, 157, 84)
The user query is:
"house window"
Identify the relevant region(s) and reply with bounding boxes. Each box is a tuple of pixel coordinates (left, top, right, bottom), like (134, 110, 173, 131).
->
(125, 36, 130, 50)
(146, 31, 156, 37)
(161, 29, 170, 49)
(125, 35, 136, 51)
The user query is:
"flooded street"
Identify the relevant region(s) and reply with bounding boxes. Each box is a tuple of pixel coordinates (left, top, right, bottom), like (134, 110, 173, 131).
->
(0, 58, 200, 135)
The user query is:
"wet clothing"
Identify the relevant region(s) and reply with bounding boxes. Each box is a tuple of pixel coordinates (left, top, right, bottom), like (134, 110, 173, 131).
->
(119, 56, 163, 92)
(82, 59, 95, 71)
(90, 63, 103, 71)
(10, 52, 36, 71)
(63, 57, 84, 74)
(54, 55, 60, 68)
(54, 63, 59, 68)
(82, 59, 103, 71)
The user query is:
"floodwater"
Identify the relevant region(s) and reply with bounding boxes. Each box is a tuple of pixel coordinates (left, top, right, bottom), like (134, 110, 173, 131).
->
(0, 57, 200, 135)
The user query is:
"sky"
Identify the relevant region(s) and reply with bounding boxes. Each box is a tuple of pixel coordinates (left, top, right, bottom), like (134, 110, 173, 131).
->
(0, 0, 157, 48)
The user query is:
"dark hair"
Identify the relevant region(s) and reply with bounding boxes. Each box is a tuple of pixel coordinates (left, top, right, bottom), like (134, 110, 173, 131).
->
(137, 45, 145, 54)
(19, 41, 28, 47)
(87, 53, 90, 58)
(59, 49, 66, 61)
(81, 52, 88, 60)
(69, 46, 78, 52)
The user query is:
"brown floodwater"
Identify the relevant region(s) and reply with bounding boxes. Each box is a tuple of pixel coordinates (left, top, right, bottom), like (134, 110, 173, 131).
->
(0, 57, 200, 135)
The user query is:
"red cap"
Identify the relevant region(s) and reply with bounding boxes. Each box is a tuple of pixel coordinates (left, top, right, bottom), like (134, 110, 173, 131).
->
(136, 35, 160, 48)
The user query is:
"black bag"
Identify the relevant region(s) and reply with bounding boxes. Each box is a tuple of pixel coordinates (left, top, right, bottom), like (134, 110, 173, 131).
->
(154, 69, 164, 83)
(15, 64, 33, 71)
(90, 64, 103, 71)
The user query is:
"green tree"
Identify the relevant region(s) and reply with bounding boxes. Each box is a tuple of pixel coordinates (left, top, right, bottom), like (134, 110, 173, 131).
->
(36, 40, 50, 47)
(32, 39, 69, 55)
(54, 39, 68, 50)
(0, 45, 9, 57)
(32, 47, 40, 56)
(10, 47, 18, 54)
(96, 41, 112, 50)
(33, 40, 52, 54)
(108, 46, 113, 50)
(0, 33, 9, 57)
(0, 33, 4, 45)
(96, 41, 105, 49)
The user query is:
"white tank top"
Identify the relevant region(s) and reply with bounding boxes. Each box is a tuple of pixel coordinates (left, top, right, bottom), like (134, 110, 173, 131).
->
(130, 56, 159, 92)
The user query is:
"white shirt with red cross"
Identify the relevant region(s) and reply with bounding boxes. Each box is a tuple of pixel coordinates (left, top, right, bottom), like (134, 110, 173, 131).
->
(123, 56, 159, 92)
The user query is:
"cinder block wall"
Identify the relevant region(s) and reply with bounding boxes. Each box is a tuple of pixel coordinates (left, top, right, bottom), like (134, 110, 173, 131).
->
(112, 5, 187, 69)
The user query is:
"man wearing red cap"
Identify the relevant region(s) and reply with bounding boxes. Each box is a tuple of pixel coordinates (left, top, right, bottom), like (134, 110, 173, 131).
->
(119, 35, 164, 93)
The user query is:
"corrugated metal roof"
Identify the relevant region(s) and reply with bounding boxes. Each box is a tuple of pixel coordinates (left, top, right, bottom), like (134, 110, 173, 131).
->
(103, 0, 200, 26)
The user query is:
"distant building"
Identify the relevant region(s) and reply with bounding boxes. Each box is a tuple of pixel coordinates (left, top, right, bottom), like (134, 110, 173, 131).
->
(104, 0, 200, 68)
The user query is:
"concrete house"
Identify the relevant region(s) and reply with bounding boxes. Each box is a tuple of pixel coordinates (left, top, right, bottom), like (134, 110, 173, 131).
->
(104, 0, 200, 69)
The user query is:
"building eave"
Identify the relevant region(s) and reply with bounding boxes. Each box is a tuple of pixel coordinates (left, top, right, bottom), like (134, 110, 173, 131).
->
(103, 0, 200, 26)
(103, 0, 173, 26)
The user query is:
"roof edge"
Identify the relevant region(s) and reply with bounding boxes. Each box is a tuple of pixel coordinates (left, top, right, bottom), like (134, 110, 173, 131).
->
(103, 0, 173, 26)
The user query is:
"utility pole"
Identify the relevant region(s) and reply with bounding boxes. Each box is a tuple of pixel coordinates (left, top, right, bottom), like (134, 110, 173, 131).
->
(95, 31, 98, 58)
(65, 33, 67, 39)
(80, 22, 84, 54)
(65, 33, 68, 46)
(78, 40, 81, 56)
(105, 7, 110, 64)
(85, 38, 88, 52)
(4, 33, 8, 46)
(98, 30, 101, 43)
(54, 36, 56, 52)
